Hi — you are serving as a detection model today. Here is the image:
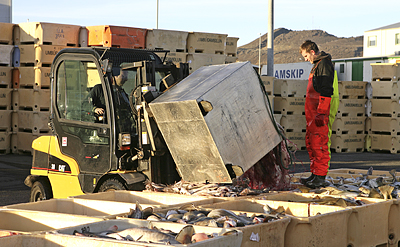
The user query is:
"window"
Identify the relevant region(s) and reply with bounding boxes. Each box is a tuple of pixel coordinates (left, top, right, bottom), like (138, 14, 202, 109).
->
(368, 36, 377, 47)
(340, 64, 345, 73)
(56, 60, 108, 145)
(396, 33, 400, 45)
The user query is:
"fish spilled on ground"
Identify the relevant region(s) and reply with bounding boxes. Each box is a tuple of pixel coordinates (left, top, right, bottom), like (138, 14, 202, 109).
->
(73, 223, 237, 244)
(145, 179, 268, 197)
(293, 167, 400, 200)
(126, 202, 282, 228)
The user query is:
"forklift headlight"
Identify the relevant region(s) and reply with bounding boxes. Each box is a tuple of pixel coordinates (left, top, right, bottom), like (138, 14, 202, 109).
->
(119, 133, 131, 147)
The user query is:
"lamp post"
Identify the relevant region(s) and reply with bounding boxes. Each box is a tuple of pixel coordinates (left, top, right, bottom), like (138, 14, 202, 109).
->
(259, 33, 261, 75)
(156, 0, 159, 29)
(267, 0, 274, 76)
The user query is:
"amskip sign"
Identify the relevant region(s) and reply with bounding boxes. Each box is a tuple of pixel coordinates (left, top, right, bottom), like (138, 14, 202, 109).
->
(262, 62, 313, 80)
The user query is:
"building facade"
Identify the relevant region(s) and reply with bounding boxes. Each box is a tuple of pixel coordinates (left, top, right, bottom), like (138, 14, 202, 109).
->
(364, 22, 400, 57)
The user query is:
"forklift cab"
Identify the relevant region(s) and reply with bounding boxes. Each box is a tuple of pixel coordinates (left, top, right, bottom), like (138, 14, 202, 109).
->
(27, 47, 187, 201)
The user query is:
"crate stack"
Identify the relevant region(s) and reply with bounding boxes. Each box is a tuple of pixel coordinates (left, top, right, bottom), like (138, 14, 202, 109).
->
(272, 79, 307, 151)
(146, 28, 189, 66)
(225, 37, 239, 64)
(0, 23, 14, 154)
(11, 22, 82, 154)
(366, 63, 400, 153)
(330, 81, 367, 153)
(186, 32, 227, 73)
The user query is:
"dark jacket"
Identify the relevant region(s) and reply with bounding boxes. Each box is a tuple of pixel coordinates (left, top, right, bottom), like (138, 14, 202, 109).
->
(311, 51, 334, 98)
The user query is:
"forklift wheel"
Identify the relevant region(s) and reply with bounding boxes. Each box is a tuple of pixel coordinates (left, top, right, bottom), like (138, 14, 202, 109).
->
(98, 178, 127, 192)
(30, 180, 53, 202)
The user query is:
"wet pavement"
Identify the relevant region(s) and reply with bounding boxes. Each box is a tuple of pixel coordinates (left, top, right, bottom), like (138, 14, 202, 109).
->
(0, 151, 399, 206)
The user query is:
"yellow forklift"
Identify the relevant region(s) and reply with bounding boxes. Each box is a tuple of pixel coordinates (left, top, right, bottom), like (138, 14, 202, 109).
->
(24, 47, 189, 201)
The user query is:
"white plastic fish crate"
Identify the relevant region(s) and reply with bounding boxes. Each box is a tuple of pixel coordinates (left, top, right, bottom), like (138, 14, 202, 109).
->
(0, 23, 14, 45)
(19, 44, 68, 67)
(0, 131, 11, 154)
(200, 199, 351, 247)
(0, 110, 12, 132)
(273, 79, 307, 97)
(260, 75, 274, 95)
(366, 98, 400, 118)
(366, 116, 400, 136)
(225, 37, 239, 57)
(371, 63, 400, 81)
(53, 218, 243, 247)
(0, 45, 13, 66)
(273, 96, 305, 115)
(146, 29, 189, 52)
(366, 80, 400, 100)
(155, 51, 187, 65)
(186, 53, 226, 73)
(369, 134, 400, 154)
(284, 132, 306, 151)
(336, 99, 367, 117)
(4, 198, 164, 219)
(279, 115, 306, 133)
(0, 208, 102, 233)
(12, 88, 50, 112)
(187, 32, 227, 54)
(0, 67, 13, 88)
(16, 67, 51, 90)
(330, 134, 366, 153)
(11, 111, 50, 134)
(16, 22, 81, 46)
(0, 88, 13, 110)
(71, 191, 230, 208)
(338, 81, 367, 99)
(331, 116, 365, 135)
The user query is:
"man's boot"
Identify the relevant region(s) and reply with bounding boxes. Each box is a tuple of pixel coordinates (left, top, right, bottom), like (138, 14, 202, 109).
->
(300, 173, 315, 185)
(305, 175, 328, 189)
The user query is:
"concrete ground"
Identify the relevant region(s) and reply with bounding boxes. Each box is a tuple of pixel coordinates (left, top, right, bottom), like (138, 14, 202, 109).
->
(1, 151, 399, 206)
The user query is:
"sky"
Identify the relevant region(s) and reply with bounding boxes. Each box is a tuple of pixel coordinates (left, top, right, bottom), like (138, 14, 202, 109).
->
(11, 0, 400, 47)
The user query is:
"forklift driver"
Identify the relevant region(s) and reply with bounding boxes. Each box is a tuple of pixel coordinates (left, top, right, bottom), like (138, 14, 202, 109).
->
(87, 68, 129, 123)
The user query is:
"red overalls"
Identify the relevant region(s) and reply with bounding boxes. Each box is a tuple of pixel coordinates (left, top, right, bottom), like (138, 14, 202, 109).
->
(305, 62, 338, 176)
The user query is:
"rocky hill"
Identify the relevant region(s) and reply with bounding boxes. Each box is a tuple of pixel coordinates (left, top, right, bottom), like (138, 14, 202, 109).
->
(237, 28, 363, 65)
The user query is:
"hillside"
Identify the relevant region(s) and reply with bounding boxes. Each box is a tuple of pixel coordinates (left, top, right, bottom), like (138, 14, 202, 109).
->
(237, 28, 363, 65)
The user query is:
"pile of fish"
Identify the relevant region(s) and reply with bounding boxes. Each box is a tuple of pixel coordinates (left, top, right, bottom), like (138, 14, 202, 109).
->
(73, 223, 237, 244)
(145, 179, 268, 197)
(292, 167, 400, 200)
(126, 202, 282, 228)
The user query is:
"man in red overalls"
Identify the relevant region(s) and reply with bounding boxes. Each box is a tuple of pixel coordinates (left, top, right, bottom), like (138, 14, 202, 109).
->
(299, 40, 339, 189)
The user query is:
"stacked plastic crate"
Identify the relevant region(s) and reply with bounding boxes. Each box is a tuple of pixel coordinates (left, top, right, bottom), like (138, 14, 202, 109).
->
(366, 63, 400, 153)
(0, 23, 14, 154)
(225, 37, 239, 64)
(330, 81, 367, 153)
(11, 22, 82, 154)
(272, 79, 307, 151)
(86, 25, 146, 49)
(186, 32, 228, 73)
(146, 29, 189, 66)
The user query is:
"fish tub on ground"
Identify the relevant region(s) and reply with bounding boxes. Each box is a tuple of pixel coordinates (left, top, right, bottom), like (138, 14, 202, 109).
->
(51, 218, 243, 247)
(254, 191, 392, 247)
(4, 198, 160, 219)
(0, 208, 103, 233)
(199, 199, 356, 247)
(134, 207, 291, 247)
(70, 191, 230, 207)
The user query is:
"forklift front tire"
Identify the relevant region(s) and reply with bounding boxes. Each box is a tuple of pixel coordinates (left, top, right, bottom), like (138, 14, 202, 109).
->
(30, 180, 53, 202)
(98, 178, 127, 192)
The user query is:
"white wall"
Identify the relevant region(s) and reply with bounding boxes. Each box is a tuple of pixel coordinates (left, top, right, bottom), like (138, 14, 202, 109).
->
(364, 27, 400, 57)
(261, 62, 312, 80)
(334, 62, 352, 81)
